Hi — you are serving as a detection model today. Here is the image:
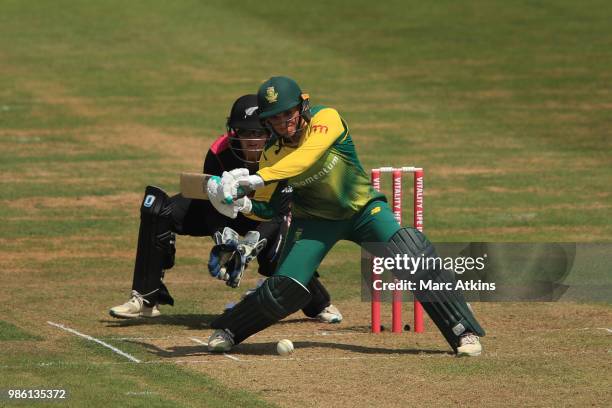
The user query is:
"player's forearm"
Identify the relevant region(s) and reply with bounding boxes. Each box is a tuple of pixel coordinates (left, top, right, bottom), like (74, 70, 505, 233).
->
(250, 199, 277, 220)
(249, 181, 288, 219)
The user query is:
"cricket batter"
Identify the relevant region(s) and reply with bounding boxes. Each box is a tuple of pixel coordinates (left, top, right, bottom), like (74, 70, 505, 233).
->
(109, 94, 342, 324)
(206, 77, 485, 356)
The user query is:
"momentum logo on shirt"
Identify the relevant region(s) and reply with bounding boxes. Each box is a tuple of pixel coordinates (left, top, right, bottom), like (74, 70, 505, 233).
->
(291, 154, 339, 188)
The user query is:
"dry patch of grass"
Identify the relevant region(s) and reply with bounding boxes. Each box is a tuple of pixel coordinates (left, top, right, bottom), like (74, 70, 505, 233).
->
(115, 300, 611, 408)
(22, 80, 99, 119)
(87, 124, 208, 164)
(4, 192, 141, 212)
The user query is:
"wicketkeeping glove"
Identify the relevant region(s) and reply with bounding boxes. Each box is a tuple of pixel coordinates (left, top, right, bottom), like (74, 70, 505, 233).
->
(207, 228, 267, 288)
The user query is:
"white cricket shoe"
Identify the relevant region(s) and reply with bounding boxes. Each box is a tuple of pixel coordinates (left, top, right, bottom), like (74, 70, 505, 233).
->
(208, 329, 235, 352)
(456, 332, 482, 357)
(316, 304, 343, 324)
(109, 291, 161, 319)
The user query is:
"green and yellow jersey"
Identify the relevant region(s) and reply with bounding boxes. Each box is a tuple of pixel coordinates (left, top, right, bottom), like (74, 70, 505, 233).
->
(248, 179, 289, 221)
(253, 105, 384, 220)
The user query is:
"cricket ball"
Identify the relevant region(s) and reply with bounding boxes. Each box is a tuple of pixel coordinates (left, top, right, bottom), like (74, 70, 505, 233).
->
(276, 339, 294, 356)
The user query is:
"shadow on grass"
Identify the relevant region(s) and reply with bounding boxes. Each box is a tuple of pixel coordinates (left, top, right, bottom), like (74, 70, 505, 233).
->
(102, 314, 325, 330)
(236, 341, 450, 357)
(100, 314, 217, 330)
(129, 341, 212, 358)
(275, 317, 315, 325)
(335, 325, 375, 333)
(131, 339, 450, 359)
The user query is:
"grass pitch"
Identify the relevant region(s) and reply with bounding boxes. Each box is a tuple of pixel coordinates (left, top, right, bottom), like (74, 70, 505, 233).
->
(1, 1, 611, 407)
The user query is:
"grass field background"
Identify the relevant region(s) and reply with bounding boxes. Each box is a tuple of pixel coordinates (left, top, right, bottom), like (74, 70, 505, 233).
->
(1, 1, 611, 407)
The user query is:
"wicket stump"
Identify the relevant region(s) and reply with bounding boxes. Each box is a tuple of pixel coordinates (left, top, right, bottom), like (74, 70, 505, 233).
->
(371, 166, 425, 334)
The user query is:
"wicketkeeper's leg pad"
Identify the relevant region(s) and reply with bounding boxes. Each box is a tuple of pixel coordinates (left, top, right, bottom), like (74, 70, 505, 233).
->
(132, 185, 176, 305)
(388, 228, 485, 350)
(210, 275, 311, 344)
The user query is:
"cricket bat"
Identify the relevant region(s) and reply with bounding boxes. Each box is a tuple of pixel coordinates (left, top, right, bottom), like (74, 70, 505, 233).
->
(180, 172, 249, 200)
(180, 172, 213, 199)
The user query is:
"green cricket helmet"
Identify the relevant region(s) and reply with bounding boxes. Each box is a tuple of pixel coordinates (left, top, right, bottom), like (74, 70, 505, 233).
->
(257, 76, 310, 120)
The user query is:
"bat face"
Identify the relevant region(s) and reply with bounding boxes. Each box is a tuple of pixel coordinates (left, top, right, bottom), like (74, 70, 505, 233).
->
(180, 172, 212, 200)
(180, 172, 251, 201)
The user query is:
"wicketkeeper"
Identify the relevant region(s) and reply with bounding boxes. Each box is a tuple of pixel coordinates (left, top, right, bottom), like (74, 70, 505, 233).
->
(109, 94, 342, 324)
(206, 77, 485, 356)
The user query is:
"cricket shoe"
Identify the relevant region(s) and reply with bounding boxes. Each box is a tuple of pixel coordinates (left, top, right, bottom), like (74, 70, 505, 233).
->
(208, 329, 235, 352)
(456, 332, 482, 357)
(316, 304, 343, 324)
(109, 291, 161, 319)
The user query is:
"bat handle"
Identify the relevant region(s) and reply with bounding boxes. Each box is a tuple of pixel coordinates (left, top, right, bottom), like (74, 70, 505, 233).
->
(236, 186, 250, 198)
(223, 186, 251, 204)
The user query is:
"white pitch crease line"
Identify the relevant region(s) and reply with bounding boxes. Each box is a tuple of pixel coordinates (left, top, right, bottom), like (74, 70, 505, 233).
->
(597, 328, 612, 333)
(109, 336, 178, 341)
(189, 337, 241, 362)
(8, 346, 612, 370)
(189, 337, 208, 346)
(47, 321, 140, 363)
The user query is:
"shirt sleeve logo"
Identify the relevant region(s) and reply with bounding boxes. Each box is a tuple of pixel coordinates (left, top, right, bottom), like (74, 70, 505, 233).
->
(265, 87, 278, 103)
(311, 124, 328, 133)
